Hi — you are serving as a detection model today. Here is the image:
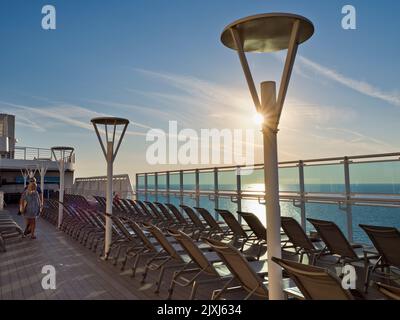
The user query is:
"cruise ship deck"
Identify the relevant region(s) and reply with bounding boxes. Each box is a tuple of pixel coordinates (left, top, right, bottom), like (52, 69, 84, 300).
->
(1, 203, 391, 301)
(1, 2, 400, 305)
(1, 207, 139, 300)
(1, 206, 247, 300)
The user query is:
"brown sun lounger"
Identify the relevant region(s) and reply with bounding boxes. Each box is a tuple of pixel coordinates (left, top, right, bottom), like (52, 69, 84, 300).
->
(272, 256, 364, 300)
(281, 216, 323, 264)
(375, 282, 400, 300)
(359, 224, 400, 292)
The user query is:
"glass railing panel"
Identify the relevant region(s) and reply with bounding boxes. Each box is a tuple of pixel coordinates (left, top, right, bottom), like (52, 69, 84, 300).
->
(182, 195, 196, 208)
(147, 174, 155, 190)
(146, 194, 156, 202)
(169, 194, 181, 209)
(136, 191, 145, 201)
(352, 205, 400, 244)
(241, 168, 264, 192)
(215, 197, 238, 221)
(241, 199, 265, 225)
(137, 175, 145, 190)
(199, 196, 218, 219)
(304, 164, 345, 193)
(280, 201, 302, 223)
(169, 173, 180, 191)
(199, 171, 214, 191)
(350, 160, 400, 194)
(183, 172, 196, 191)
(279, 166, 300, 192)
(218, 170, 237, 191)
(305, 203, 346, 235)
(240, 200, 301, 226)
(156, 194, 168, 204)
(157, 174, 167, 190)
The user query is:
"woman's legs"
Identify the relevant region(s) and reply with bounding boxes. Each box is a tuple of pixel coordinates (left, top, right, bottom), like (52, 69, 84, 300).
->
(24, 218, 31, 236)
(30, 218, 37, 239)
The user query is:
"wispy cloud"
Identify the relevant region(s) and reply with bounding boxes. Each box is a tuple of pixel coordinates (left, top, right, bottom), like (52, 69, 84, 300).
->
(85, 99, 157, 130)
(132, 69, 256, 130)
(297, 55, 400, 107)
(132, 68, 398, 160)
(316, 126, 395, 150)
(280, 125, 396, 157)
(0, 101, 148, 137)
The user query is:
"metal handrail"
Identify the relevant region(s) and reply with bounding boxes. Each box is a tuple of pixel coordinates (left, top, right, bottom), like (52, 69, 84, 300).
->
(4, 146, 75, 163)
(135, 151, 400, 242)
(135, 152, 400, 175)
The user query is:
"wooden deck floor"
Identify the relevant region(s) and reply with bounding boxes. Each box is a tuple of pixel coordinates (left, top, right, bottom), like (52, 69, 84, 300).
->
(1, 206, 388, 300)
(0, 207, 239, 300)
(1, 209, 144, 299)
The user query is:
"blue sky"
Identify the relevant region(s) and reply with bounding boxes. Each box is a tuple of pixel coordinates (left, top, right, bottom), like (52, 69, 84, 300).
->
(1, 0, 399, 180)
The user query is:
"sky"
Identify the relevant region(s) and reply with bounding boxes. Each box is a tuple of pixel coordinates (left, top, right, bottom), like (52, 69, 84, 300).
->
(1, 0, 399, 183)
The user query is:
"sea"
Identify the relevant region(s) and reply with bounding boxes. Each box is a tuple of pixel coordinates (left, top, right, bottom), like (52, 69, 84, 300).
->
(139, 183, 400, 244)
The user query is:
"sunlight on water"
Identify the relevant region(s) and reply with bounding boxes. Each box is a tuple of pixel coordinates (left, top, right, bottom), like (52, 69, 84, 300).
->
(141, 182, 400, 243)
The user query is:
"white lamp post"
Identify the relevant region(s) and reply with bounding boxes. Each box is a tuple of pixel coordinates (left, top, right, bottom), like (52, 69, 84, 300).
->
(91, 117, 129, 258)
(51, 146, 74, 229)
(36, 159, 50, 202)
(21, 166, 37, 188)
(221, 13, 314, 299)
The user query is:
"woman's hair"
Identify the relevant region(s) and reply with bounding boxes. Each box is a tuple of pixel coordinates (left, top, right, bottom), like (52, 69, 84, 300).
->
(28, 182, 37, 192)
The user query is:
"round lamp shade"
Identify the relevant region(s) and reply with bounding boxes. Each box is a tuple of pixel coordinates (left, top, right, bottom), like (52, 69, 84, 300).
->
(221, 13, 314, 53)
(51, 146, 74, 152)
(91, 117, 129, 126)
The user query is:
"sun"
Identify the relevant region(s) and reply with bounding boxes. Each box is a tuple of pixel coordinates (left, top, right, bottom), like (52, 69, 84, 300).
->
(253, 113, 264, 125)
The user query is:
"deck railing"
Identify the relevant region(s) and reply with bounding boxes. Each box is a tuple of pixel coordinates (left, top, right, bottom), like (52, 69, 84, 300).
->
(135, 152, 400, 243)
(3, 146, 75, 163)
(68, 174, 133, 200)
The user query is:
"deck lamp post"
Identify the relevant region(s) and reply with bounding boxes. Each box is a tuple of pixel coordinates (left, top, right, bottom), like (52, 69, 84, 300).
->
(21, 167, 37, 188)
(221, 13, 314, 299)
(51, 146, 75, 229)
(36, 159, 49, 201)
(91, 117, 129, 258)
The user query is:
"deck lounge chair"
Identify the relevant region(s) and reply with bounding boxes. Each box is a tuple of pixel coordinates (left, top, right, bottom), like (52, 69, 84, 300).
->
(127, 199, 156, 222)
(307, 218, 370, 265)
(121, 220, 164, 276)
(179, 205, 209, 236)
(237, 211, 267, 243)
(281, 216, 322, 264)
(108, 216, 144, 263)
(359, 224, 400, 292)
(167, 229, 231, 300)
(155, 202, 185, 225)
(144, 201, 171, 224)
(215, 209, 256, 248)
(140, 223, 195, 293)
(158, 203, 184, 224)
(156, 202, 199, 237)
(136, 200, 158, 220)
(119, 198, 137, 215)
(204, 238, 273, 300)
(376, 282, 400, 300)
(0, 219, 23, 252)
(194, 207, 230, 238)
(272, 257, 364, 300)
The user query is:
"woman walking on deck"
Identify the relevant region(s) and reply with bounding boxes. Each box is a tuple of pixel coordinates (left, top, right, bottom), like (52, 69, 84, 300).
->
(20, 179, 42, 239)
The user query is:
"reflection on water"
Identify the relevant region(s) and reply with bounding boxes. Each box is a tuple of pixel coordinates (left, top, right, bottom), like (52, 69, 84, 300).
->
(141, 183, 400, 244)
